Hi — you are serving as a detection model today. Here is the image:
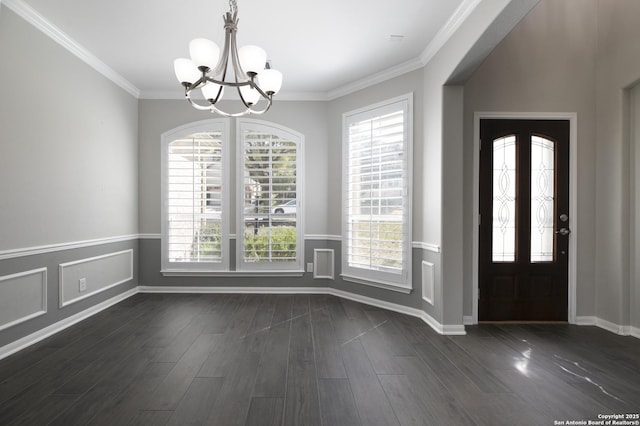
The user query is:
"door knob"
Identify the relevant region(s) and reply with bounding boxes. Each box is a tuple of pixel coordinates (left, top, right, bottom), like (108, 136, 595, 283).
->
(555, 228, 570, 236)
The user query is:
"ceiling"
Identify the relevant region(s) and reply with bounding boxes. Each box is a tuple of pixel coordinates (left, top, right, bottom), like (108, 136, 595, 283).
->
(10, 0, 476, 99)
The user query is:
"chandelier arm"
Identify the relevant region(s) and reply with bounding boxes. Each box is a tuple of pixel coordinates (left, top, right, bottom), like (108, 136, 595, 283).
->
(186, 93, 218, 111)
(249, 79, 271, 101)
(210, 104, 253, 117)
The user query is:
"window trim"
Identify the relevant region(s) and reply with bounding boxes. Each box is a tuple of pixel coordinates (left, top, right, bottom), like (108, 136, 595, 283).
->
(341, 93, 413, 292)
(161, 119, 231, 272)
(236, 118, 305, 272)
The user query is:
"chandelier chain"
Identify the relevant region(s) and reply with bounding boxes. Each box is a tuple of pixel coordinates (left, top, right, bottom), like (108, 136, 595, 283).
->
(229, 0, 238, 15)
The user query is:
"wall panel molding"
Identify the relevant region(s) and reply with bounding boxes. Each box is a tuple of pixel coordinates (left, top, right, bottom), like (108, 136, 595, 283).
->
(59, 249, 133, 307)
(0, 268, 47, 332)
(313, 249, 335, 279)
(421, 261, 435, 305)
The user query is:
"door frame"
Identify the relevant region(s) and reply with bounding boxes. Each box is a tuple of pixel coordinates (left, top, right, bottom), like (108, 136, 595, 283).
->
(472, 112, 578, 324)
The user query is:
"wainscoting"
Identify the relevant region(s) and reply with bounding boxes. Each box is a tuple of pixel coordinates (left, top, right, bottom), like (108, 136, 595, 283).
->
(0, 238, 138, 350)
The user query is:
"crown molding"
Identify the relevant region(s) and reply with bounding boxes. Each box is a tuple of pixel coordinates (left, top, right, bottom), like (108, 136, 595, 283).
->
(3, 0, 140, 98)
(326, 57, 424, 101)
(419, 0, 482, 65)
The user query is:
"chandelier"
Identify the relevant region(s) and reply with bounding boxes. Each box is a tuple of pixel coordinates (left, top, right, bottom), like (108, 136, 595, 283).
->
(173, 0, 283, 117)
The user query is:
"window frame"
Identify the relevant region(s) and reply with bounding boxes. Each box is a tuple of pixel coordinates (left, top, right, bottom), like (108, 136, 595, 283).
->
(161, 119, 230, 272)
(236, 118, 305, 272)
(341, 94, 413, 293)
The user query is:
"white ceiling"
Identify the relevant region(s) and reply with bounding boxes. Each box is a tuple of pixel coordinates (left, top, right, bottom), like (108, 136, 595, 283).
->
(10, 0, 476, 99)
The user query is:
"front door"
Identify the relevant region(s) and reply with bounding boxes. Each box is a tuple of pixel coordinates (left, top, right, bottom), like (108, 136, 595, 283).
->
(479, 119, 570, 321)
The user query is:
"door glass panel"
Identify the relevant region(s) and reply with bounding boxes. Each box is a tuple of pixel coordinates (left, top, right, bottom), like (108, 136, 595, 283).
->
(530, 136, 555, 262)
(492, 135, 516, 262)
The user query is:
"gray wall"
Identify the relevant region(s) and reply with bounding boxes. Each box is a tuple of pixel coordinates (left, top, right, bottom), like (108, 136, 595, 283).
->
(463, 0, 640, 329)
(423, 0, 532, 326)
(0, 7, 139, 249)
(593, 0, 640, 329)
(463, 0, 598, 320)
(0, 6, 139, 348)
(632, 83, 640, 331)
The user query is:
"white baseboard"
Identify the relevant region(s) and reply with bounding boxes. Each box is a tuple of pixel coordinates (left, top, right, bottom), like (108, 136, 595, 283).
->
(463, 315, 474, 325)
(575, 315, 640, 339)
(138, 285, 329, 294)
(140, 285, 466, 336)
(574, 315, 597, 326)
(0, 288, 138, 361)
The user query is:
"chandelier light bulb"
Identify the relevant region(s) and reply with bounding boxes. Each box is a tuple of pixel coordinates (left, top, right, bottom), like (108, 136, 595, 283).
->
(201, 82, 223, 100)
(259, 69, 283, 95)
(239, 84, 261, 105)
(189, 38, 220, 71)
(174, 58, 201, 84)
(238, 45, 267, 76)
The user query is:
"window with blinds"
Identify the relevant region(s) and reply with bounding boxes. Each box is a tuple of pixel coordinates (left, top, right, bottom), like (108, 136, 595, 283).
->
(342, 95, 412, 291)
(237, 119, 304, 271)
(161, 120, 229, 271)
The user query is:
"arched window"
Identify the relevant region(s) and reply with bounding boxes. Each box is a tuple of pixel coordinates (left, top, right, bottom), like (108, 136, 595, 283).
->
(161, 119, 230, 272)
(160, 118, 304, 273)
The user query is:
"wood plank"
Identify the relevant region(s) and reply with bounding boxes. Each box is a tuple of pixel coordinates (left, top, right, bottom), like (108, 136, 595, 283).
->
(310, 303, 347, 379)
(252, 320, 291, 397)
(7, 394, 78, 426)
(283, 299, 321, 426)
(205, 352, 261, 426)
(245, 397, 284, 426)
(130, 410, 173, 425)
(48, 348, 156, 426)
(318, 379, 361, 426)
(146, 333, 219, 410)
(87, 362, 175, 426)
(165, 377, 224, 426)
(341, 340, 399, 426)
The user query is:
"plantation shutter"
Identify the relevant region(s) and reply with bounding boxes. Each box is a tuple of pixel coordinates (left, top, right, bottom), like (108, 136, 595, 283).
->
(162, 121, 229, 271)
(238, 119, 303, 271)
(343, 96, 412, 290)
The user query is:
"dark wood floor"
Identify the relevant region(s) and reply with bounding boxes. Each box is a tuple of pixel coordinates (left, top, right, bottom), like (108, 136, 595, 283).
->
(0, 293, 638, 425)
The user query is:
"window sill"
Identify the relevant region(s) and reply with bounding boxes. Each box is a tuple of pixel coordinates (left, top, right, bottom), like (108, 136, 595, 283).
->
(161, 270, 305, 278)
(340, 274, 413, 294)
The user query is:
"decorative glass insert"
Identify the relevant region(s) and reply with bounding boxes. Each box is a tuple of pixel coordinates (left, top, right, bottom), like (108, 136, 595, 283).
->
(167, 132, 224, 263)
(530, 136, 555, 262)
(492, 135, 517, 262)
